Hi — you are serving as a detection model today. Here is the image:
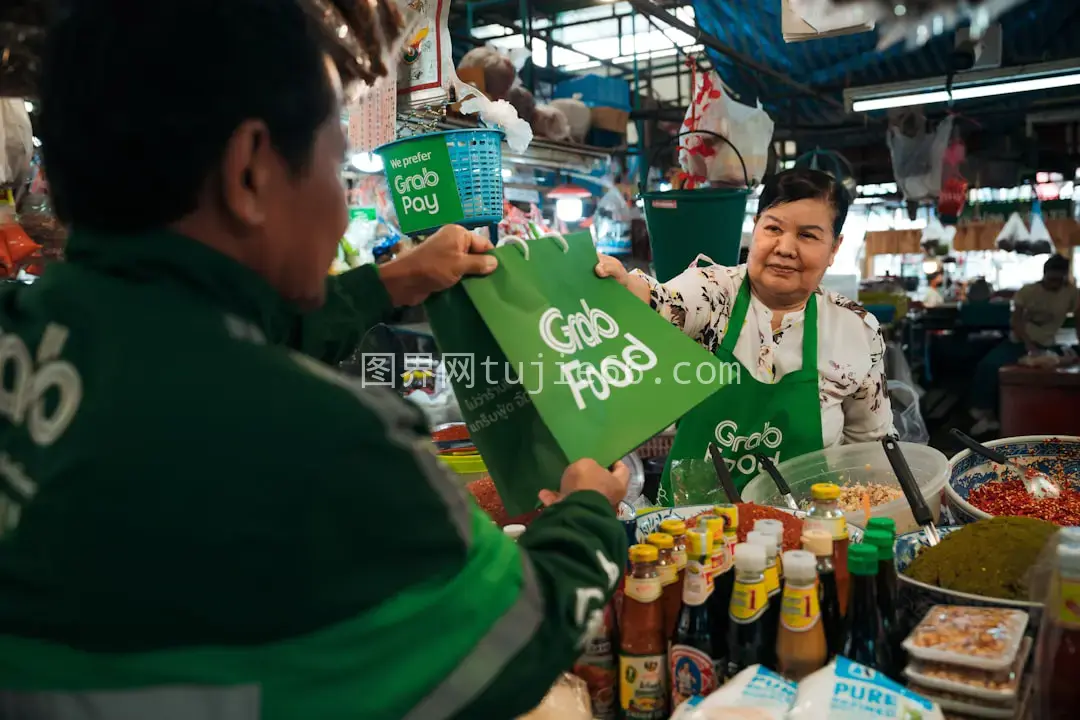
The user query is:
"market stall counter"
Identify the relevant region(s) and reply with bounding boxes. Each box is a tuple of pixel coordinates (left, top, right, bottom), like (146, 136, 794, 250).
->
(999, 363, 1080, 437)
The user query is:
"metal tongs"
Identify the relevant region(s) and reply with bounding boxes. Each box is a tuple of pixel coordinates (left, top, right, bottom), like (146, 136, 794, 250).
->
(950, 428, 1061, 499)
(756, 453, 799, 511)
(881, 437, 940, 546)
(708, 442, 742, 504)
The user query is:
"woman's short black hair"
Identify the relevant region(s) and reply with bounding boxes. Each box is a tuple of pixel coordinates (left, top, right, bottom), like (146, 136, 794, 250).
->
(1044, 254, 1070, 273)
(757, 168, 850, 239)
(40, 0, 336, 234)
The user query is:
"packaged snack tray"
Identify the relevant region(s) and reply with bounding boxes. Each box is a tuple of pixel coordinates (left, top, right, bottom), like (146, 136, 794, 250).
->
(902, 605, 1028, 671)
(903, 636, 1031, 703)
(912, 686, 1018, 719)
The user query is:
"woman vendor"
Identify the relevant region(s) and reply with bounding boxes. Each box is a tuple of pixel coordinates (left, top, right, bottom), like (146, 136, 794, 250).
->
(597, 168, 895, 498)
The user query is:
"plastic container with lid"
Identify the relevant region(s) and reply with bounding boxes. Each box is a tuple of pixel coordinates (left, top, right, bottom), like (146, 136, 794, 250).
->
(742, 441, 949, 534)
(904, 606, 1029, 671)
(904, 636, 1031, 703)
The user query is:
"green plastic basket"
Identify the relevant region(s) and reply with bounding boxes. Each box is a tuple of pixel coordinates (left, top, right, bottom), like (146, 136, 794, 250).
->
(642, 130, 751, 282)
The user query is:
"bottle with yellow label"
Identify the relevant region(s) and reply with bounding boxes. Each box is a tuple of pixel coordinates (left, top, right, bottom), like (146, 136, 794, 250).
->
(646, 532, 682, 643)
(746, 530, 782, 671)
(804, 483, 850, 615)
(725, 542, 768, 681)
(776, 550, 827, 681)
(711, 505, 738, 669)
(619, 544, 668, 720)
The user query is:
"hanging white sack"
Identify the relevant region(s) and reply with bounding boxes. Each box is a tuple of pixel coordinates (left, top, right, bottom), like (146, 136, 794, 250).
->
(0, 99, 33, 186)
(1027, 212, 1055, 255)
(887, 115, 953, 203)
(995, 211, 1030, 252)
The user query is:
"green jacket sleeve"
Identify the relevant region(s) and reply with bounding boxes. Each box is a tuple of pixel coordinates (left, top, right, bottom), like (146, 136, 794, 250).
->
(291, 265, 394, 365)
(458, 491, 627, 718)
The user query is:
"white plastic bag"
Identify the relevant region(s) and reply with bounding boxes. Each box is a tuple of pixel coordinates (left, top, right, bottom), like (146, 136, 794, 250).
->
(679, 71, 773, 187)
(888, 380, 929, 445)
(0, 99, 33, 185)
(995, 211, 1030, 252)
(887, 115, 953, 203)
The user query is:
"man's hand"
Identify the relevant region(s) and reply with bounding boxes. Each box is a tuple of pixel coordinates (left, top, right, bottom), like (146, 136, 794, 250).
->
(378, 225, 498, 307)
(538, 459, 630, 509)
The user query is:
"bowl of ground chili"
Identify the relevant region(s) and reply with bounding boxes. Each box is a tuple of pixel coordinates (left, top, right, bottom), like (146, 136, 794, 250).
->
(945, 436, 1080, 526)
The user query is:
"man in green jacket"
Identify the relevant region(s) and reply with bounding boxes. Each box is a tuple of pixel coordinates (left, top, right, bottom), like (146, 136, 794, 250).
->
(0, 1, 629, 718)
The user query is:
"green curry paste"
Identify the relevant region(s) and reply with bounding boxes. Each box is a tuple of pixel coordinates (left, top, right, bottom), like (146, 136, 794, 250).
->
(905, 516, 1059, 601)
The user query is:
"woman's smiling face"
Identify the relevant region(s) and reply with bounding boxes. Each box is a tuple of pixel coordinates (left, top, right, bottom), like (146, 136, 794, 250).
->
(747, 197, 841, 304)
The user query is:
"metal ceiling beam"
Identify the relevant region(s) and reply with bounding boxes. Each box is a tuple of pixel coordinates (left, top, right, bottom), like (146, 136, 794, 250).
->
(625, 0, 847, 112)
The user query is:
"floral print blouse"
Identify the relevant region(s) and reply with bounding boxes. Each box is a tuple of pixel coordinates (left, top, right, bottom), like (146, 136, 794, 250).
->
(635, 263, 896, 447)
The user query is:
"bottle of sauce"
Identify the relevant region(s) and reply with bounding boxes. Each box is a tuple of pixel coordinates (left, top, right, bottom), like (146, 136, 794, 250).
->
(863, 526, 902, 678)
(802, 529, 842, 660)
(646, 532, 682, 642)
(755, 519, 786, 580)
(660, 519, 688, 572)
(703, 516, 729, 661)
(619, 544, 668, 720)
(725, 542, 769, 680)
(670, 529, 718, 709)
(804, 483, 850, 615)
(711, 507, 738, 652)
(574, 599, 617, 720)
(1035, 534, 1080, 720)
(840, 543, 892, 674)
(746, 530, 782, 670)
(776, 549, 827, 681)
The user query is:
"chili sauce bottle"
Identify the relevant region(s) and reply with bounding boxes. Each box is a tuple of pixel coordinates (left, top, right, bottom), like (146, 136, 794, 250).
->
(660, 519, 688, 572)
(725, 542, 769, 680)
(863, 527, 903, 679)
(776, 550, 827, 681)
(802, 530, 843, 660)
(804, 483, 850, 616)
(619, 544, 668, 720)
(746, 530, 782, 670)
(646, 532, 682, 643)
(670, 529, 718, 709)
(574, 598, 617, 720)
(840, 543, 892, 675)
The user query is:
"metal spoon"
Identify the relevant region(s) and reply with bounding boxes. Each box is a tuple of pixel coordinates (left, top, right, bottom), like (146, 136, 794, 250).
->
(756, 453, 799, 511)
(881, 437, 940, 546)
(950, 428, 1061, 499)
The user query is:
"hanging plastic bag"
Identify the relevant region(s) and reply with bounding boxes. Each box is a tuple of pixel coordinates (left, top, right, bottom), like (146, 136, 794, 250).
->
(0, 99, 33, 185)
(995, 212, 1030, 253)
(887, 114, 953, 204)
(679, 70, 773, 187)
(888, 380, 929, 445)
(594, 187, 632, 255)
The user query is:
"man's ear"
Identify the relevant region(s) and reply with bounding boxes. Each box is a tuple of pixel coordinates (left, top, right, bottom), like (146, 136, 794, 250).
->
(220, 119, 272, 228)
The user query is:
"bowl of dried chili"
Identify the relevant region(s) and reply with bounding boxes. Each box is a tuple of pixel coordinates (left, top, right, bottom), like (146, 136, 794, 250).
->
(945, 436, 1080, 526)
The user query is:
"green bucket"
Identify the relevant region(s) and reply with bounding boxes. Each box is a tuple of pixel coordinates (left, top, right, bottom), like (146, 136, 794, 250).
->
(643, 130, 753, 283)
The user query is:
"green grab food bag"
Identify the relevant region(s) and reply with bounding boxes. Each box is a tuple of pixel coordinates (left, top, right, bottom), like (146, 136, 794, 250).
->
(426, 231, 729, 515)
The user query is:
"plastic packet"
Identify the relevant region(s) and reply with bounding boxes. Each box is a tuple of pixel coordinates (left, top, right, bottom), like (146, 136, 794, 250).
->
(904, 636, 1031, 703)
(516, 673, 592, 719)
(666, 458, 725, 508)
(670, 665, 795, 720)
(0, 99, 33, 185)
(457, 93, 533, 153)
(994, 212, 1030, 252)
(903, 606, 1028, 671)
(789, 657, 943, 720)
(887, 115, 953, 204)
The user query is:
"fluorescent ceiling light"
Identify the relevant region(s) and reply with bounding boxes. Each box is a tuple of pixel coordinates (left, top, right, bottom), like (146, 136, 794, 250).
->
(847, 59, 1080, 113)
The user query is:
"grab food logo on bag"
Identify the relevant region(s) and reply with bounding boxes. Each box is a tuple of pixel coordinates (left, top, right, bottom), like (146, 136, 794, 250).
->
(539, 299, 658, 411)
(704, 420, 782, 477)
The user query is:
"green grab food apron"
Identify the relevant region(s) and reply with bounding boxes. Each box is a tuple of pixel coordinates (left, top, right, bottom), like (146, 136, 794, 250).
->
(658, 275, 824, 505)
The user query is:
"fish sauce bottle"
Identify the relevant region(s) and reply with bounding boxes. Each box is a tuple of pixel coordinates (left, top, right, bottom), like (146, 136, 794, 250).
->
(840, 543, 892, 675)
(776, 550, 828, 681)
(725, 542, 769, 681)
(670, 529, 719, 709)
(802, 529, 843, 660)
(703, 515, 730, 671)
(746, 530, 782, 670)
(863, 526, 903, 679)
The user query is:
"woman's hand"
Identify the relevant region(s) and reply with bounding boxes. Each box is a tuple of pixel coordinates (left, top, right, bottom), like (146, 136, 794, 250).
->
(595, 254, 651, 304)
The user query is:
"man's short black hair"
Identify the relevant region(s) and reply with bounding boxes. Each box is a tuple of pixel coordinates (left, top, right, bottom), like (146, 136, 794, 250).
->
(758, 168, 850, 239)
(1045, 254, 1070, 274)
(40, 0, 336, 234)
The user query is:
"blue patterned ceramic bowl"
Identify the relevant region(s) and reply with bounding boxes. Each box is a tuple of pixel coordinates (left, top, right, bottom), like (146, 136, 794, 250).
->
(945, 435, 1080, 525)
(894, 526, 1042, 639)
(634, 505, 863, 543)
